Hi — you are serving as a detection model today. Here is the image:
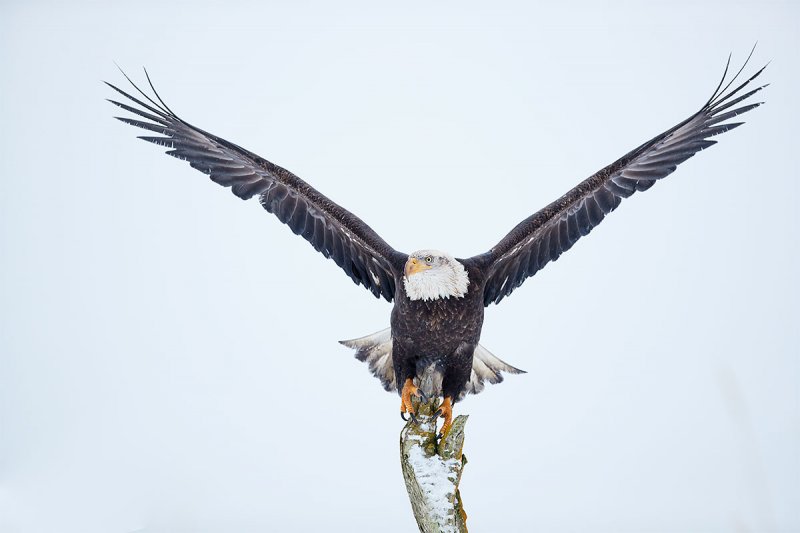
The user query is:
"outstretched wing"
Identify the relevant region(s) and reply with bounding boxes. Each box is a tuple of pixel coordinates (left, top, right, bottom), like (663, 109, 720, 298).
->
(472, 53, 767, 306)
(107, 71, 407, 302)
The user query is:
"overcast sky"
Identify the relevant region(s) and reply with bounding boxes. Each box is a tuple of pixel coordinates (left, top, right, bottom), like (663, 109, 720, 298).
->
(1, 1, 798, 532)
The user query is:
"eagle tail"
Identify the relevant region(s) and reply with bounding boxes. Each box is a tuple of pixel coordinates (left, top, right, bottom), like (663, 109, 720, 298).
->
(340, 328, 525, 398)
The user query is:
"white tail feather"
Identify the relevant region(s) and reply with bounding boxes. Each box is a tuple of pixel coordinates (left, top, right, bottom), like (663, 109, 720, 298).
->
(339, 328, 396, 391)
(461, 344, 526, 399)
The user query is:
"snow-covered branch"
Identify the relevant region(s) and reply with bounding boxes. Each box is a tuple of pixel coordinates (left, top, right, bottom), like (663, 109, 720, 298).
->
(400, 398, 469, 533)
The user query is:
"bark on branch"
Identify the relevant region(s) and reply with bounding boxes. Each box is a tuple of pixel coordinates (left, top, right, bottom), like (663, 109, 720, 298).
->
(400, 397, 469, 533)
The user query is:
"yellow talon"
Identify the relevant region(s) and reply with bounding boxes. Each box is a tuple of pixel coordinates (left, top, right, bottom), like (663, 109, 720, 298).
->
(438, 396, 453, 437)
(400, 378, 420, 417)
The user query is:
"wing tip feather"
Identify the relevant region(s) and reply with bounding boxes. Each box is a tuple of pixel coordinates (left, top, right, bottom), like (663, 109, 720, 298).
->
(475, 49, 767, 307)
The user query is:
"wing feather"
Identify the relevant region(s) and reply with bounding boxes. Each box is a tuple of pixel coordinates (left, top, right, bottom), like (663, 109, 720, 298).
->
(474, 53, 767, 305)
(108, 71, 406, 301)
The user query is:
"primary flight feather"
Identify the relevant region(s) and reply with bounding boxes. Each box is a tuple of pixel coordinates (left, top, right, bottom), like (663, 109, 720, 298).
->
(108, 52, 766, 437)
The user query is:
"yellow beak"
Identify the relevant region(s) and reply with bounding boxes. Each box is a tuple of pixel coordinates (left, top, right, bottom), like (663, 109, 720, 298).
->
(404, 257, 431, 279)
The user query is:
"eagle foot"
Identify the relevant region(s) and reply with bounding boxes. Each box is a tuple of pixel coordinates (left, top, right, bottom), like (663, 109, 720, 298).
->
(400, 411, 419, 424)
(435, 396, 454, 439)
(400, 378, 422, 422)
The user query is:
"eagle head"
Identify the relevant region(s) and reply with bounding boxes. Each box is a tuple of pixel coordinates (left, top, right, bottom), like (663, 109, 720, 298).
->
(403, 250, 469, 301)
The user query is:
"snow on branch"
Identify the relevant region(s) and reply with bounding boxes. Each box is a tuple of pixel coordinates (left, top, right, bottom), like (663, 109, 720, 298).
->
(400, 398, 469, 533)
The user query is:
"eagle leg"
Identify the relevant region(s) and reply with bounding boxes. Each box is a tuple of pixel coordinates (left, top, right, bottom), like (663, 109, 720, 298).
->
(400, 378, 422, 422)
(435, 396, 454, 438)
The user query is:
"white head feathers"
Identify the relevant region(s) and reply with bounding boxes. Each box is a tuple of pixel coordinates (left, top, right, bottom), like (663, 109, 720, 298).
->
(403, 250, 469, 302)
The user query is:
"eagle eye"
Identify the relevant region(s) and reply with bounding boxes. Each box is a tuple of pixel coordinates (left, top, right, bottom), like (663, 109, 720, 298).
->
(424, 256, 433, 263)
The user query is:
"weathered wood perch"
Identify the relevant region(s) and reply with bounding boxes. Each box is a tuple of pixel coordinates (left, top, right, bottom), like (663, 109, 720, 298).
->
(400, 395, 469, 533)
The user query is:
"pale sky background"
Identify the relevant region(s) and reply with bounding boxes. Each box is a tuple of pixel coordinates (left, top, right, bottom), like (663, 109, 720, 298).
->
(1, 1, 798, 532)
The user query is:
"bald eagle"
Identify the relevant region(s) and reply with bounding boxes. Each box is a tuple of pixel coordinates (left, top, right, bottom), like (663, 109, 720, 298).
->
(108, 53, 766, 437)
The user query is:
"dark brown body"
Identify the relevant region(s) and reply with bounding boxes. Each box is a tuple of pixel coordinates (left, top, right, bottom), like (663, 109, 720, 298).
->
(390, 262, 485, 402)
